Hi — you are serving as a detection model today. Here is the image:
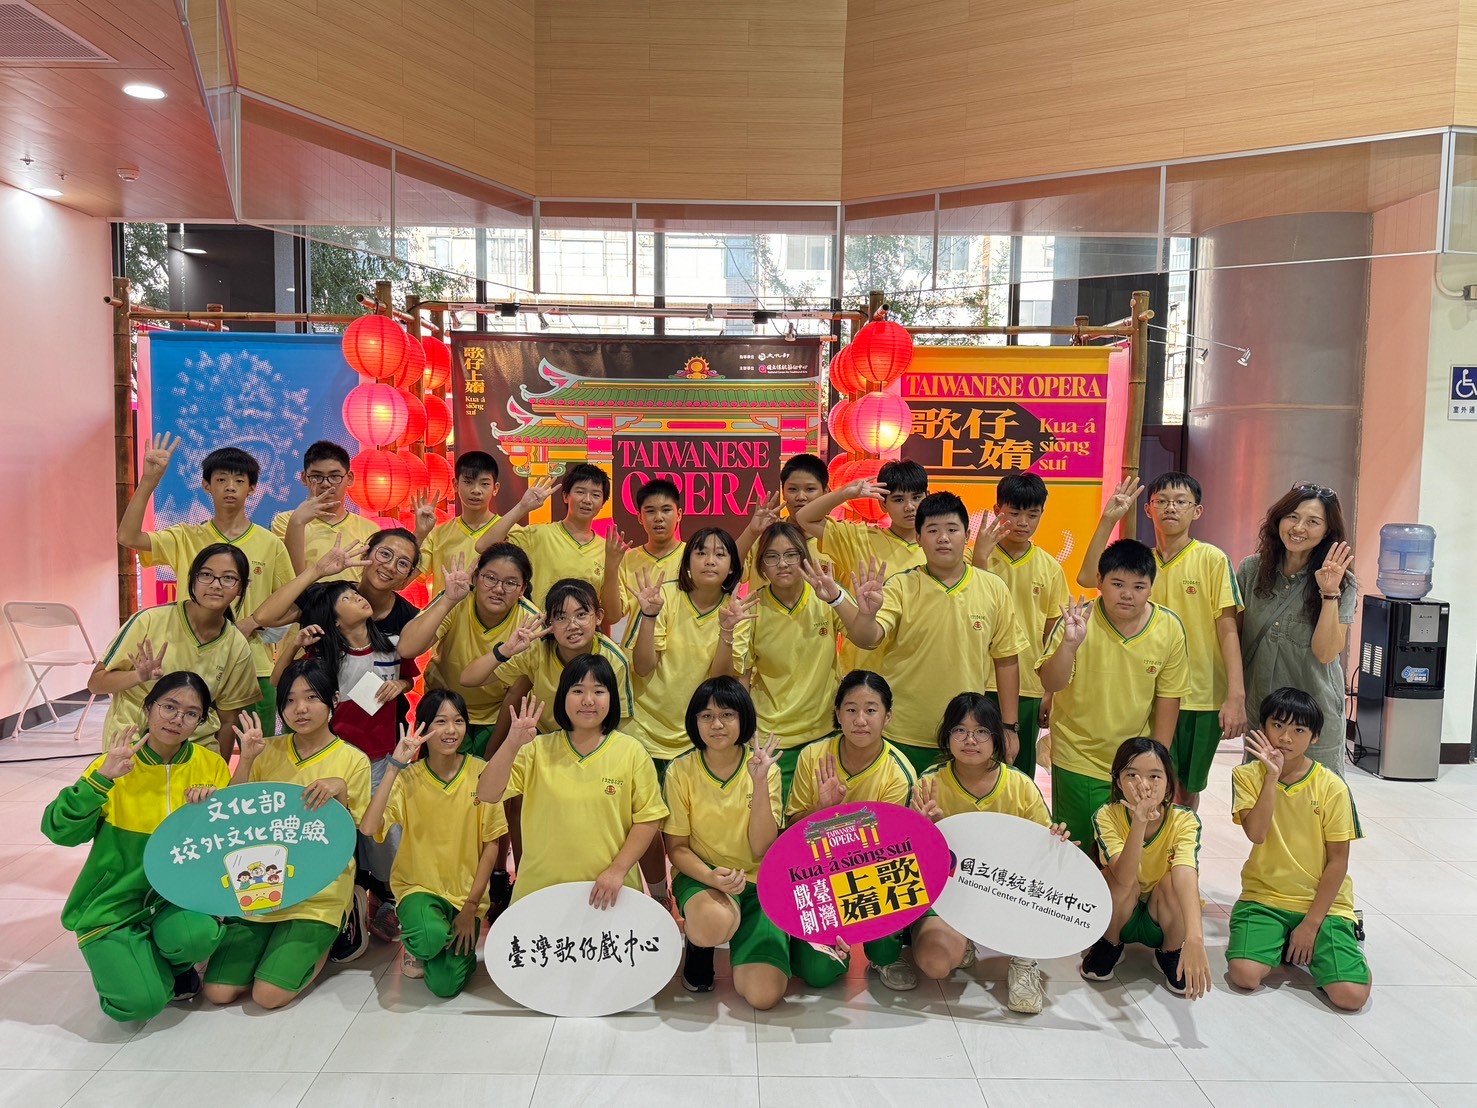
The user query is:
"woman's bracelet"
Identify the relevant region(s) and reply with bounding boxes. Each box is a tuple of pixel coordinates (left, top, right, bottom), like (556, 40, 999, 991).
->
(1320, 593, 1341, 601)
(491, 642, 508, 664)
(387, 755, 409, 770)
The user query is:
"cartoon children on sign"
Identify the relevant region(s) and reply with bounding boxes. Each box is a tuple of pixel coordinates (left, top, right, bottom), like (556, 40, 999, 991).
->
(224, 845, 294, 913)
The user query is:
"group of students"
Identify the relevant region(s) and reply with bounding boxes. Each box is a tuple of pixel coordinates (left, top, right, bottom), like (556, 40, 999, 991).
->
(45, 433, 1372, 1025)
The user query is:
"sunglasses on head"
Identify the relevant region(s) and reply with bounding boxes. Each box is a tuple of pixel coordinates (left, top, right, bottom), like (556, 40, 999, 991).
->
(1293, 482, 1337, 503)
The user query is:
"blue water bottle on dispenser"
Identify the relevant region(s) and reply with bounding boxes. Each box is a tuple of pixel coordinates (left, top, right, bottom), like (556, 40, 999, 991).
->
(1377, 524, 1436, 600)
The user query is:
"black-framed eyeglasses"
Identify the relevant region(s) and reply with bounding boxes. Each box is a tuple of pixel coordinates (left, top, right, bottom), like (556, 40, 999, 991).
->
(1293, 482, 1337, 503)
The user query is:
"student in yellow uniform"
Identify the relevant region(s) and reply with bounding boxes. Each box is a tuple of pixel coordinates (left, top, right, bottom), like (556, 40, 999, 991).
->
(358, 690, 507, 996)
(793, 459, 930, 672)
(821, 491, 1028, 775)
(969, 473, 1070, 780)
(735, 453, 833, 581)
(1081, 738, 1211, 1000)
(1038, 540, 1192, 851)
(625, 527, 755, 905)
(1076, 473, 1246, 808)
(89, 544, 259, 758)
(420, 450, 504, 596)
(203, 659, 372, 1009)
(743, 521, 843, 800)
(601, 476, 686, 621)
(475, 463, 611, 606)
(117, 434, 293, 726)
(463, 578, 636, 740)
(1228, 688, 1370, 1011)
(786, 671, 919, 992)
(910, 692, 1070, 1015)
(420, 543, 539, 757)
(476, 654, 668, 906)
(664, 677, 787, 1008)
(43, 672, 231, 1022)
(273, 442, 380, 578)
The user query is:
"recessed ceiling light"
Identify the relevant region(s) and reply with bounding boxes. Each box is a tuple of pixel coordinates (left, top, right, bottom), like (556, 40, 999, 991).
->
(123, 83, 166, 100)
(183, 247, 206, 255)
(29, 187, 62, 198)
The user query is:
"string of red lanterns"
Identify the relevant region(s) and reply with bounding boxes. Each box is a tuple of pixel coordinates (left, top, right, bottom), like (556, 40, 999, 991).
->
(826, 314, 917, 524)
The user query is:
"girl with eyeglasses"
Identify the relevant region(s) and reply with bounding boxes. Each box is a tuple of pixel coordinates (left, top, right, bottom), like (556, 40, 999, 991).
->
(89, 543, 259, 757)
(1236, 485, 1357, 775)
(45, 672, 231, 1022)
(742, 521, 845, 802)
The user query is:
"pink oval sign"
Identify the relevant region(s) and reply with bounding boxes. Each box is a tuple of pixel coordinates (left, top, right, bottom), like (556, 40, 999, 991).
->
(757, 801, 951, 945)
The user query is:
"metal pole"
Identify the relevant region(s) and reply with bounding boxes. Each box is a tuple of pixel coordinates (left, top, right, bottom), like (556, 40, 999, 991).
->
(113, 277, 136, 621)
(1120, 289, 1154, 541)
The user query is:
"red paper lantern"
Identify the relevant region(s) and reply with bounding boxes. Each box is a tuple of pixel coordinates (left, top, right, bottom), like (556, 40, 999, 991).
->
(342, 383, 410, 448)
(421, 336, 453, 392)
(425, 452, 454, 502)
(342, 315, 414, 383)
(847, 392, 913, 454)
(391, 334, 427, 391)
(397, 391, 427, 448)
(828, 346, 870, 396)
(349, 449, 411, 514)
(401, 450, 428, 495)
(851, 320, 914, 387)
(852, 496, 888, 523)
(828, 456, 883, 489)
(423, 394, 452, 446)
(828, 399, 863, 454)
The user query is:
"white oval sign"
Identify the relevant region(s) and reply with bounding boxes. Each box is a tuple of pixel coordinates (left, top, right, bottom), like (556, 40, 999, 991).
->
(484, 881, 682, 1017)
(932, 812, 1112, 960)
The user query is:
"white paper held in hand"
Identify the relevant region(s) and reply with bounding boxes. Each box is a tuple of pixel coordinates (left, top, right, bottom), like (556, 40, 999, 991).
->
(345, 671, 387, 716)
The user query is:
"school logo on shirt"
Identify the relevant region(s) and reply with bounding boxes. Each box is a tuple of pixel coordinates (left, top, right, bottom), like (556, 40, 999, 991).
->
(1145, 662, 1160, 675)
(1031, 585, 1042, 596)
(605, 785, 617, 795)
(969, 614, 991, 631)
(1184, 584, 1197, 595)
(602, 776, 624, 796)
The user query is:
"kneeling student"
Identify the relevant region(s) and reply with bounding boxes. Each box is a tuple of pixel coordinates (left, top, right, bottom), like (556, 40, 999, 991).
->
(1081, 738, 1211, 999)
(1227, 687, 1370, 1011)
(911, 692, 1069, 1014)
(664, 677, 788, 1009)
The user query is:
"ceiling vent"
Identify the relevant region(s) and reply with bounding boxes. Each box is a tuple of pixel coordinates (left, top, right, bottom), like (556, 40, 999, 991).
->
(0, 2, 113, 63)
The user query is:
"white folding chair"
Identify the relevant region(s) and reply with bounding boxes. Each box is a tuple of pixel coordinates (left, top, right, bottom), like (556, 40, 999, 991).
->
(3, 602, 99, 741)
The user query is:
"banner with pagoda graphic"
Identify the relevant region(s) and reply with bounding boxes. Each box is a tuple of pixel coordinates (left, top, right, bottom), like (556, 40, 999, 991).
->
(450, 335, 824, 539)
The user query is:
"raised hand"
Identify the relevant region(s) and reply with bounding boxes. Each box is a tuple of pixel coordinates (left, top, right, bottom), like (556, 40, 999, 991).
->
(442, 552, 473, 603)
(853, 555, 888, 620)
(1102, 475, 1144, 522)
(130, 638, 167, 685)
(314, 536, 370, 578)
(502, 613, 549, 657)
(975, 510, 1005, 551)
(718, 591, 757, 635)
(1244, 730, 1285, 777)
(1314, 541, 1354, 596)
(295, 624, 325, 654)
(393, 720, 429, 764)
(604, 527, 632, 566)
(518, 477, 557, 513)
(292, 487, 341, 525)
(845, 478, 886, 502)
(816, 753, 848, 808)
(747, 733, 780, 783)
(507, 694, 544, 748)
(633, 567, 666, 618)
(411, 489, 440, 535)
(751, 491, 783, 532)
(911, 776, 944, 822)
(1058, 596, 1092, 648)
(233, 712, 266, 761)
(799, 557, 843, 604)
(1124, 779, 1160, 825)
(141, 433, 180, 482)
(98, 725, 147, 780)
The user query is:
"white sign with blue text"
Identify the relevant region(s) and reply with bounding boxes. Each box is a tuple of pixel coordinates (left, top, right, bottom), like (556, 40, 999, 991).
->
(1450, 366, 1477, 420)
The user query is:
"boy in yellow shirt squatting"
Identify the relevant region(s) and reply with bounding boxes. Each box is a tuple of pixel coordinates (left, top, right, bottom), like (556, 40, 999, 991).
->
(1229, 687, 1371, 1011)
(1078, 473, 1246, 809)
(1038, 539, 1191, 850)
(820, 491, 1028, 776)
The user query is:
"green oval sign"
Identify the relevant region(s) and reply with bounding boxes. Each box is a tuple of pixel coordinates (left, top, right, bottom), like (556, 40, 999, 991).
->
(143, 783, 356, 919)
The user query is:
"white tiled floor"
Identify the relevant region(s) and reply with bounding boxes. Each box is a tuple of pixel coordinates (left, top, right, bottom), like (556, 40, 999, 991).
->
(3, 721, 1476, 1107)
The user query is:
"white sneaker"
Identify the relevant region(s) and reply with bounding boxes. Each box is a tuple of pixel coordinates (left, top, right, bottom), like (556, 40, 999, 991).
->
(1007, 957, 1044, 1014)
(401, 947, 425, 979)
(873, 960, 919, 991)
(958, 943, 978, 971)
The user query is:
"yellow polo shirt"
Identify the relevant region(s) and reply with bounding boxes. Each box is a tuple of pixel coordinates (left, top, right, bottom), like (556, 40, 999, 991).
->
(271, 510, 380, 582)
(873, 565, 1030, 747)
(1232, 760, 1361, 921)
(142, 521, 293, 677)
(374, 755, 508, 912)
(785, 734, 917, 821)
(921, 763, 1051, 825)
(99, 603, 259, 751)
(503, 729, 668, 901)
(746, 583, 843, 750)
(662, 748, 783, 879)
(986, 544, 1070, 700)
(622, 588, 752, 761)
(1039, 601, 1192, 781)
(423, 515, 502, 596)
(247, 734, 371, 927)
(820, 518, 927, 673)
(616, 542, 687, 618)
(1152, 540, 1244, 712)
(509, 521, 606, 608)
(1093, 802, 1202, 898)
(495, 635, 635, 733)
(424, 597, 541, 726)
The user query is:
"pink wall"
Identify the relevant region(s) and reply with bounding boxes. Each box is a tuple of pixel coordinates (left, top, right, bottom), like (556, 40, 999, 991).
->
(0, 185, 117, 722)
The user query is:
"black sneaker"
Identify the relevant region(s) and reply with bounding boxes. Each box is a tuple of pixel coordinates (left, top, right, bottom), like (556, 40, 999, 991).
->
(1155, 946, 1187, 996)
(171, 967, 201, 1002)
(1079, 937, 1124, 981)
(330, 886, 370, 964)
(681, 941, 715, 993)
